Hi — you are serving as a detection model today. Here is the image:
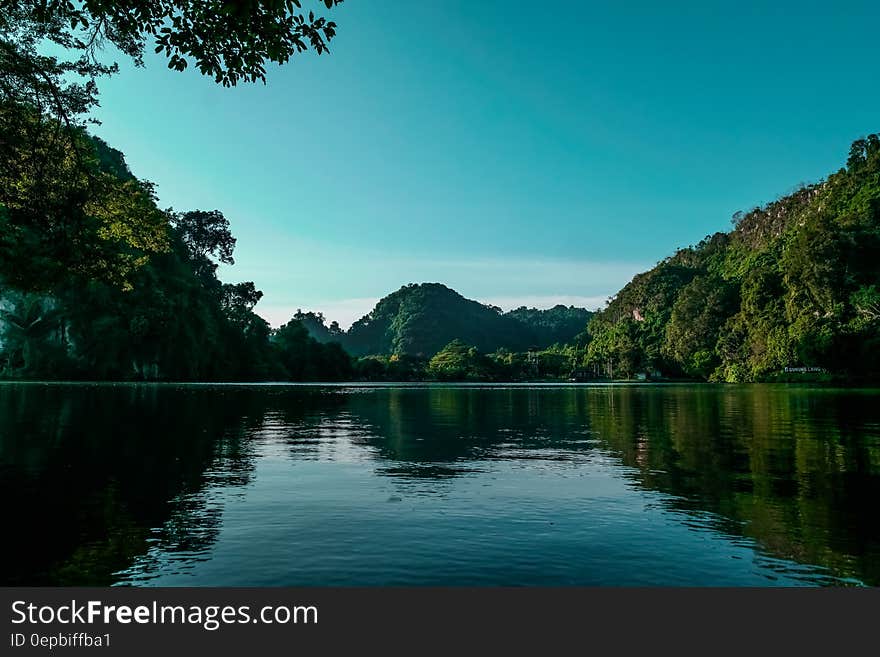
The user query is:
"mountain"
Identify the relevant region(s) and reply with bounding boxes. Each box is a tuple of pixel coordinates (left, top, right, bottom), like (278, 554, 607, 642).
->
(583, 133, 880, 381)
(305, 283, 593, 357)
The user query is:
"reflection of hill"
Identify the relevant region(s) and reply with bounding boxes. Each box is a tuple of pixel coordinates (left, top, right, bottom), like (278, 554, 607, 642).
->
(343, 386, 599, 466)
(0, 384, 264, 585)
(342, 385, 880, 586)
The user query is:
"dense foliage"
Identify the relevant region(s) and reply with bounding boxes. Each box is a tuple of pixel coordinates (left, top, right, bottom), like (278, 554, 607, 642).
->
(583, 134, 880, 382)
(3, 1, 343, 86)
(503, 305, 593, 347)
(426, 339, 495, 380)
(272, 318, 352, 381)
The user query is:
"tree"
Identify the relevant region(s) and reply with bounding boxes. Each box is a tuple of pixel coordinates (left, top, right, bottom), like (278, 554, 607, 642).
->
(222, 281, 263, 314)
(0, 2, 171, 291)
(427, 339, 494, 380)
(292, 310, 347, 343)
(847, 134, 880, 171)
(171, 209, 236, 277)
(3, 1, 344, 86)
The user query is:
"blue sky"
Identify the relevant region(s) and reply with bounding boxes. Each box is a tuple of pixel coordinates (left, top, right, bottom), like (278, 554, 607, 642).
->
(88, 1, 880, 327)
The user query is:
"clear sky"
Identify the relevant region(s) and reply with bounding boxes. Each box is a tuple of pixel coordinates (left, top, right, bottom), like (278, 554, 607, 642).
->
(88, 1, 880, 328)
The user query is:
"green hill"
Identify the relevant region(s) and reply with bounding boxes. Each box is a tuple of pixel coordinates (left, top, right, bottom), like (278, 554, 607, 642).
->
(583, 133, 880, 382)
(330, 283, 592, 357)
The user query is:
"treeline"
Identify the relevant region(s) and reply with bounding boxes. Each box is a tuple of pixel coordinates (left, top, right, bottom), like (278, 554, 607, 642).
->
(582, 134, 880, 382)
(351, 339, 585, 382)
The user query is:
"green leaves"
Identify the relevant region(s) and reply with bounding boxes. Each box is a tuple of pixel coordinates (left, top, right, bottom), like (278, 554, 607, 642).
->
(852, 285, 880, 321)
(0, 105, 171, 291)
(427, 339, 494, 381)
(9, 1, 346, 87)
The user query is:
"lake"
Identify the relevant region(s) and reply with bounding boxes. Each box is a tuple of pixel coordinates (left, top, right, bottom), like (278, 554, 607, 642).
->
(1, 382, 878, 586)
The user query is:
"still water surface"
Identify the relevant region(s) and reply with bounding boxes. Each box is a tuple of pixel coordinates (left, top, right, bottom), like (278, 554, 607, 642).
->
(1, 383, 878, 586)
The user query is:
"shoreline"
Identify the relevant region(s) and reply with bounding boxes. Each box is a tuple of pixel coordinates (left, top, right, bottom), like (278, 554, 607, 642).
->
(2, 378, 878, 388)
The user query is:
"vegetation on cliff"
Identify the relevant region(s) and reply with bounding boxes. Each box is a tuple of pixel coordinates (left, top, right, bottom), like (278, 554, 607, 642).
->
(583, 134, 880, 382)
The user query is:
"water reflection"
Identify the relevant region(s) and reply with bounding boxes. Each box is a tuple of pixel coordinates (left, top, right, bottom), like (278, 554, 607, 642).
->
(0, 383, 877, 586)
(0, 384, 261, 584)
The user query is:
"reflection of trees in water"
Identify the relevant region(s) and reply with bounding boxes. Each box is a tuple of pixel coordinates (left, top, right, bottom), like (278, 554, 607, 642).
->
(3, 384, 878, 586)
(343, 386, 598, 470)
(340, 385, 880, 586)
(0, 385, 264, 585)
(115, 387, 352, 583)
(561, 386, 880, 586)
(258, 387, 348, 456)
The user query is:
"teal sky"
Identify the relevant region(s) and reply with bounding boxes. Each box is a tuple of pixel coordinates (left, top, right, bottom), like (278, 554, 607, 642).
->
(88, 1, 880, 327)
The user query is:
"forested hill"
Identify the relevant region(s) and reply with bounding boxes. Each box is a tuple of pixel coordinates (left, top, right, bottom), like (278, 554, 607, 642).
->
(0, 130, 352, 381)
(301, 283, 594, 357)
(584, 133, 880, 382)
